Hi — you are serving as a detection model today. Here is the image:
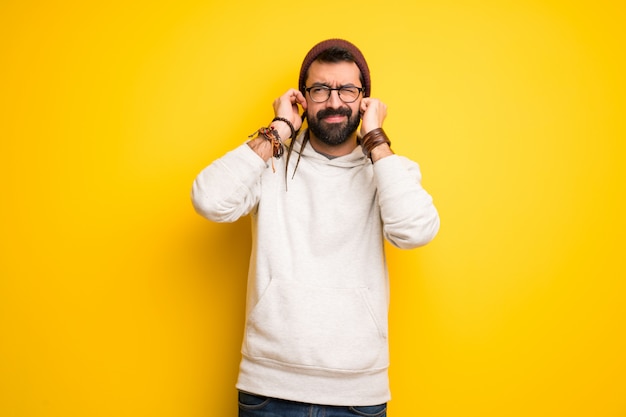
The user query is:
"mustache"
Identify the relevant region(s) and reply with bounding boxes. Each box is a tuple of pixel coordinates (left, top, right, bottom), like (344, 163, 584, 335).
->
(315, 107, 352, 119)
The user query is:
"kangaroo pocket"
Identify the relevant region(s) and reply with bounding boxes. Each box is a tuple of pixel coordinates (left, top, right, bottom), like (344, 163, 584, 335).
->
(244, 280, 388, 372)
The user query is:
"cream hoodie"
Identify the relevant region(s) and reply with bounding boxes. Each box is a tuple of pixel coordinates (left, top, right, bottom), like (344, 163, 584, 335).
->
(191, 131, 439, 406)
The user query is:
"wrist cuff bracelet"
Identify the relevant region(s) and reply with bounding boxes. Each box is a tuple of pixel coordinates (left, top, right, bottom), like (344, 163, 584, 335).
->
(360, 128, 391, 159)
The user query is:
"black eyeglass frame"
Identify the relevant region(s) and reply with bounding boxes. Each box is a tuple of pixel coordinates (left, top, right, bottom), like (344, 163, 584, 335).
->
(304, 85, 364, 103)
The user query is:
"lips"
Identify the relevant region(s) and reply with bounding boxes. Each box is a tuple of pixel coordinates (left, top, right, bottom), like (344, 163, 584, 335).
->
(317, 108, 351, 124)
(322, 114, 347, 123)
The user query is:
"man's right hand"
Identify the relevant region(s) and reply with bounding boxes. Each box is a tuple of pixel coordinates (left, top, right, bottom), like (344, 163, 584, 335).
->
(248, 89, 308, 161)
(271, 88, 307, 139)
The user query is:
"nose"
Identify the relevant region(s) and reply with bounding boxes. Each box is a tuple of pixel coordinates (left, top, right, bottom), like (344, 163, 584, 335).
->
(326, 89, 343, 107)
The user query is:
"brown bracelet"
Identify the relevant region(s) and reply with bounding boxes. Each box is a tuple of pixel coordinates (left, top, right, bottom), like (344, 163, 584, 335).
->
(249, 126, 284, 159)
(360, 128, 392, 159)
(248, 126, 285, 173)
(272, 117, 296, 139)
(260, 127, 285, 159)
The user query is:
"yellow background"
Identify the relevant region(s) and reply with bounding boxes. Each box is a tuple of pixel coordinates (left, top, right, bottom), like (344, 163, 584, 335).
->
(1, 0, 624, 416)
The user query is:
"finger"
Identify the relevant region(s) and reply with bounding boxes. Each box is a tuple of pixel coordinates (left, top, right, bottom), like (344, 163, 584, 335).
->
(276, 89, 300, 111)
(292, 89, 306, 104)
(297, 93, 307, 110)
(360, 98, 370, 114)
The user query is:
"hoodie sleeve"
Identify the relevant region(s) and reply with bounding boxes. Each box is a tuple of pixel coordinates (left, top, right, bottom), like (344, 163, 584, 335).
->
(373, 155, 440, 249)
(191, 143, 268, 223)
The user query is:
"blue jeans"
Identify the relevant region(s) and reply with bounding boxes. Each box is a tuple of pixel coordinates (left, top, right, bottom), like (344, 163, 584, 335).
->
(238, 391, 387, 417)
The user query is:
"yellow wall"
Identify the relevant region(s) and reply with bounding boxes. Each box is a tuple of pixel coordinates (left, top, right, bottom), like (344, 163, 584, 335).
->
(1, 1, 624, 416)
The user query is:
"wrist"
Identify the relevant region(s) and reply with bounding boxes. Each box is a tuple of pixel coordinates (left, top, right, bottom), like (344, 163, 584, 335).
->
(359, 128, 393, 161)
(269, 122, 292, 143)
(247, 136, 274, 161)
(369, 142, 394, 162)
(271, 117, 296, 140)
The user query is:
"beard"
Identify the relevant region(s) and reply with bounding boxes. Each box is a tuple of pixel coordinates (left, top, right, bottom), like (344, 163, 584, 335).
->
(306, 107, 361, 147)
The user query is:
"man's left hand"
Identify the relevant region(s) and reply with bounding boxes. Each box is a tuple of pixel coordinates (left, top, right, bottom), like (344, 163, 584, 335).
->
(360, 98, 387, 136)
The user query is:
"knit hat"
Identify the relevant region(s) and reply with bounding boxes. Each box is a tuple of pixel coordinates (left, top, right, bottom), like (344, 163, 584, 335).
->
(299, 39, 371, 98)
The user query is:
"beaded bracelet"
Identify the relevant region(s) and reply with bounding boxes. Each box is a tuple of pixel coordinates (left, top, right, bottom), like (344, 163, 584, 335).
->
(271, 117, 296, 139)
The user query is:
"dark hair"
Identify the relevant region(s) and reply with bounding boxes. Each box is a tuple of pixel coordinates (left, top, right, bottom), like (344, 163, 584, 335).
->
(316, 46, 356, 63)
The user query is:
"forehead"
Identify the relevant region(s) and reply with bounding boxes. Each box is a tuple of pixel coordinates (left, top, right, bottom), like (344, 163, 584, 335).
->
(306, 60, 362, 87)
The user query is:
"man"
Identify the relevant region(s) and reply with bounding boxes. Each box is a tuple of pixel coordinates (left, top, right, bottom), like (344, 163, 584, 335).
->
(192, 39, 440, 417)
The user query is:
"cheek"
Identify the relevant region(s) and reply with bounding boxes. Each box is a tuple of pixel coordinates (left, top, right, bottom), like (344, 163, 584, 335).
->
(350, 104, 361, 119)
(305, 102, 322, 117)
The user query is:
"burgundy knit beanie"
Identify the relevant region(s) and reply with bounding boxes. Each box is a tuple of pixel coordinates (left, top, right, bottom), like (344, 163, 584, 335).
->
(299, 39, 371, 98)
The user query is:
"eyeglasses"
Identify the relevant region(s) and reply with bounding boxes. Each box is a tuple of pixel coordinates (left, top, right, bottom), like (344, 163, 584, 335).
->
(304, 85, 363, 103)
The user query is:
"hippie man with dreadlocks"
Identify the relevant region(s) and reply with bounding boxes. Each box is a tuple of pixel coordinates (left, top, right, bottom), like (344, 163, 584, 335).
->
(192, 39, 440, 417)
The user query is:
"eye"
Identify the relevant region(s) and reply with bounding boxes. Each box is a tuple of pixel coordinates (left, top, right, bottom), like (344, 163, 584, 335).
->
(339, 87, 360, 101)
(311, 86, 328, 94)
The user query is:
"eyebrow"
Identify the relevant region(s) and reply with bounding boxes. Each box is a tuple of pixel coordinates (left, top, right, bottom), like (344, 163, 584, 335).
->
(309, 82, 360, 88)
